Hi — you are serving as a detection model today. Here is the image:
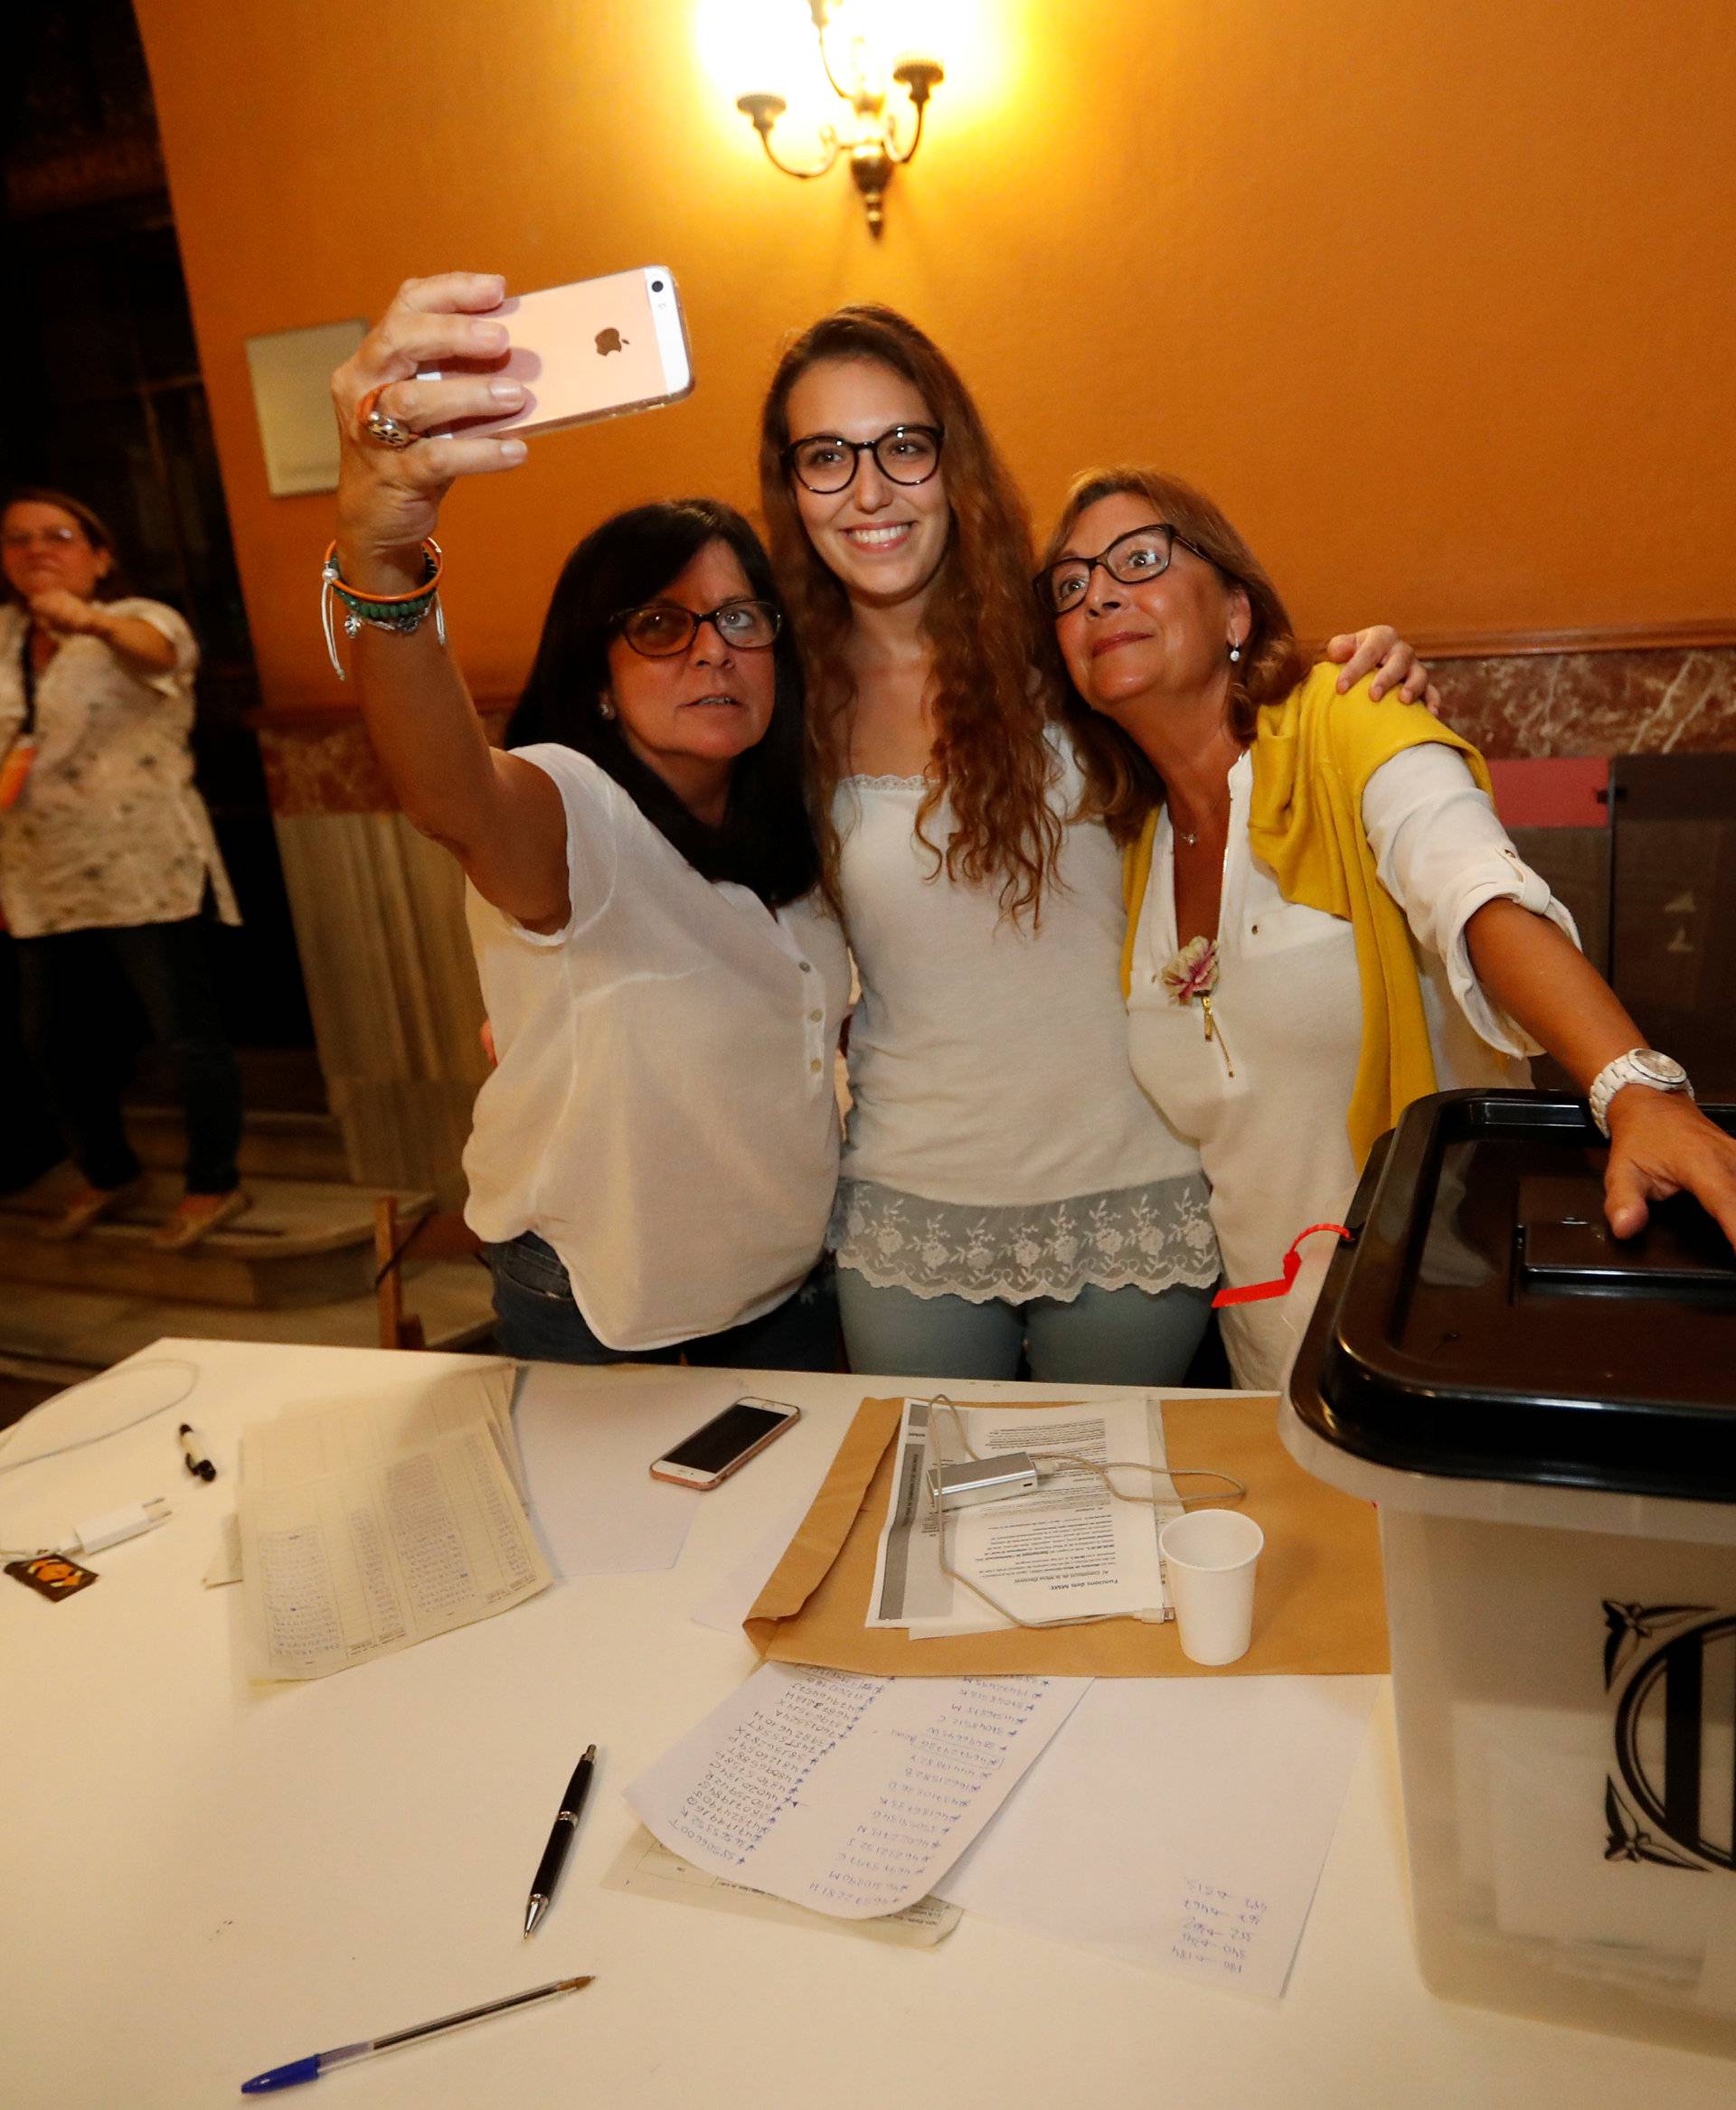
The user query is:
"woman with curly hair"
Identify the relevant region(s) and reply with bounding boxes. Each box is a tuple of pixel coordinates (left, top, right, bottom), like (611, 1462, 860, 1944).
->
(759, 309, 1428, 1380)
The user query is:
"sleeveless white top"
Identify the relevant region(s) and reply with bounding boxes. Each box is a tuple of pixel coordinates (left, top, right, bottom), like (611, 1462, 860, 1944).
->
(829, 732, 1216, 1304)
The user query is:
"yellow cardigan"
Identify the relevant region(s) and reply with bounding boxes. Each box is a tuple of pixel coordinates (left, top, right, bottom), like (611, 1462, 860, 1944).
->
(1120, 664, 1497, 1163)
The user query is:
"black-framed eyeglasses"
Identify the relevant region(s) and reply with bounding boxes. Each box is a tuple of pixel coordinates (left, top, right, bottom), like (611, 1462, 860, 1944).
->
(1036, 522, 1213, 617)
(611, 598, 782, 659)
(782, 424, 945, 495)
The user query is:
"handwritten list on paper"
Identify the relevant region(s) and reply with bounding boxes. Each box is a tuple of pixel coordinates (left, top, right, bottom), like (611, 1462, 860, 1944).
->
(934, 1676, 1380, 2000)
(626, 1663, 1090, 1919)
(1172, 1879, 1270, 1986)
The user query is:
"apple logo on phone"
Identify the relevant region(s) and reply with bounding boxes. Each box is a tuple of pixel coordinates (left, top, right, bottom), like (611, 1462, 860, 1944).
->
(595, 328, 627, 356)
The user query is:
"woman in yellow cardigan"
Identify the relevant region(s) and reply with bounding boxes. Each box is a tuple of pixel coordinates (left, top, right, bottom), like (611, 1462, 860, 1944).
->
(1038, 466, 1736, 1389)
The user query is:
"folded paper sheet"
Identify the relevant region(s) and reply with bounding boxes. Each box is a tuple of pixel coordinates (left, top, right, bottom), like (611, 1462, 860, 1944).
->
(745, 1394, 1388, 1678)
(626, 1661, 1089, 1918)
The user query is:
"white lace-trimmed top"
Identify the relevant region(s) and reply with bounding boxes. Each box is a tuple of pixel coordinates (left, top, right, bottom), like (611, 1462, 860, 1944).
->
(0, 599, 240, 938)
(828, 734, 1217, 1305)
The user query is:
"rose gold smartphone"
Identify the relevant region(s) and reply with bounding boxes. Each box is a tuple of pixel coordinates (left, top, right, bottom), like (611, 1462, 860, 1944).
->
(649, 1398, 802, 1491)
(422, 267, 693, 440)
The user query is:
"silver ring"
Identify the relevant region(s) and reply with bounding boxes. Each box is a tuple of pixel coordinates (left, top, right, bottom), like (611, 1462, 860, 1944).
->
(363, 408, 420, 450)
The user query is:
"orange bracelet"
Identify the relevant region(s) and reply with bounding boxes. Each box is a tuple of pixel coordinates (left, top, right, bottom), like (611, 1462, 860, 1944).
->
(320, 539, 446, 680)
(320, 538, 443, 604)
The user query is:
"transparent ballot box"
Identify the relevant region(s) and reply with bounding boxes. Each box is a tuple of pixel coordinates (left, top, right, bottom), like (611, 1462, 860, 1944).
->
(1287, 1090, 1736, 2060)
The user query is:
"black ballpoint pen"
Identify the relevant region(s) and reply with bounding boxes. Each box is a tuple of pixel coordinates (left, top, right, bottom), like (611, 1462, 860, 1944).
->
(524, 1745, 597, 1936)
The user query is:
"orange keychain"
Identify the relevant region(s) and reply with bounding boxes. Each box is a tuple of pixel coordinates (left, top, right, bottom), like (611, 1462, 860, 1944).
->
(0, 735, 35, 811)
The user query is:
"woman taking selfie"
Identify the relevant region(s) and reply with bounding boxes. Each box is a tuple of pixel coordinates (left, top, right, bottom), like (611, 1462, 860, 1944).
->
(1043, 466, 1736, 1389)
(329, 274, 849, 1368)
(759, 306, 1432, 1383)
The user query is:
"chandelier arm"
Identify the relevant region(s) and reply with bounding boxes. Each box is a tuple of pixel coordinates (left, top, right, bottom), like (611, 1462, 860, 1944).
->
(815, 22, 857, 109)
(886, 97, 929, 168)
(756, 126, 842, 182)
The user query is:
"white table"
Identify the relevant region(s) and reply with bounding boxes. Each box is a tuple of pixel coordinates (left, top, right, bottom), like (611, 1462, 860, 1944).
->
(3, 1337, 1730, 2108)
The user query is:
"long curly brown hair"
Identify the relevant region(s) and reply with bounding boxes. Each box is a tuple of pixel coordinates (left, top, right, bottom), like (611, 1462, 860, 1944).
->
(1041, 467, 1309, 844)
(759, 306, 1063, 920)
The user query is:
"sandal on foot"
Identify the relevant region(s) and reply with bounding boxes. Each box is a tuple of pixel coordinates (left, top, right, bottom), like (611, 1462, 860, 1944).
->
(39, 1179, 146, 1241)
(152, 1189, 251, 1251)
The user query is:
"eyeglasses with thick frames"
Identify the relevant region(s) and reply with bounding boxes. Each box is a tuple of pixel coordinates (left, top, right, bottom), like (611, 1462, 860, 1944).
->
(783, 423, 945, 495)
(612, 598, 782, 659)
(1037, 522, 1214, 617)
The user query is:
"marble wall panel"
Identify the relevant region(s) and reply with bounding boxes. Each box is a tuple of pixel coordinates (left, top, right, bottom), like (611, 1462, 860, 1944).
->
(1433, 645, 1736, 759)
(252, 646, 1736, 822)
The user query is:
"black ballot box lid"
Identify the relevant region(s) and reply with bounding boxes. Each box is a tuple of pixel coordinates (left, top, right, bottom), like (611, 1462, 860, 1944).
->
(1289, 1090, 1736, 1505)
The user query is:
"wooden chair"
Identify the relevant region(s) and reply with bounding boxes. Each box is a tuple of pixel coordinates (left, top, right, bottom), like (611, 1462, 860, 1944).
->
(373, 1195, 485, 1350)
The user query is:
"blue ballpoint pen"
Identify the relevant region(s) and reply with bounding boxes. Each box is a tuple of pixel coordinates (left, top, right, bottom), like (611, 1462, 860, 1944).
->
(240, 1975, 594, 2092)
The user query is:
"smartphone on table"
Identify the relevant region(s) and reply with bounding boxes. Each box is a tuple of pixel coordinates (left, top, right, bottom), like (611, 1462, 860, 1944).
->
(649, 1398, 802, 1491)
(422, 267, 693, 440)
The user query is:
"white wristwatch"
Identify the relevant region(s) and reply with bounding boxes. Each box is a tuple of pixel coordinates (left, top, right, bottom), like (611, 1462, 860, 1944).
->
(1586, 1048, 1694, 1137)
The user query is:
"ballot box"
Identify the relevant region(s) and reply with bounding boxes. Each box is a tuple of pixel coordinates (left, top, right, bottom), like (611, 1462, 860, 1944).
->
(1286, 1090, 1736, 2060)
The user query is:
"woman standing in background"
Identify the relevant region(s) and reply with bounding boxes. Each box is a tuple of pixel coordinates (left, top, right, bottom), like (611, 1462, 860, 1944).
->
(0, 488, 247, 1249)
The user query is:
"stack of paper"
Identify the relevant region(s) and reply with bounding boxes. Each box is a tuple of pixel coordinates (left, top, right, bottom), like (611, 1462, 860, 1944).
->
(236, 1361, 551, 1681)
(626, 1661, 1090, 1918)
(625, 1660, 1377, 1998)
(870, 1395, 1181, 1635)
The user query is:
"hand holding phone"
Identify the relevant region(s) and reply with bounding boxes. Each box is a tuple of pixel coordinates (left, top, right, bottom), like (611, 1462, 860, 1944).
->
(421, 269, 693, 441)
(650, 1398, 801, 1491)
(331, 268, 693, 564)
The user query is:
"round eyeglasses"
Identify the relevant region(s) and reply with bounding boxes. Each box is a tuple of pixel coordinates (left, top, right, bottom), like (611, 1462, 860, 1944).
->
(612, 598, 782, 658)
(1037, 522, 1213, 617)
(783, 424, 944, 495)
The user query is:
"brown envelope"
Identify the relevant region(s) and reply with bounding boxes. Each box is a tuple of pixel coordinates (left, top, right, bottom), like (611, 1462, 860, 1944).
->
(745, 1394, 1388, 1677)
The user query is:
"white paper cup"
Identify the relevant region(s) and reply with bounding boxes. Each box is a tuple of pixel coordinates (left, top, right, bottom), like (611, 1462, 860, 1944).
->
(1158, 1508, 1265, 1666)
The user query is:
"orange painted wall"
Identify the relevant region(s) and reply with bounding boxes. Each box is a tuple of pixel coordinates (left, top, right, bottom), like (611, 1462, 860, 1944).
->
(135, 0, 1736, 708)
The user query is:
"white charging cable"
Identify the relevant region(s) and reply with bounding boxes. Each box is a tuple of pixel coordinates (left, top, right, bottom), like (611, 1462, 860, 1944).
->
(1, 1496, 173, 1563)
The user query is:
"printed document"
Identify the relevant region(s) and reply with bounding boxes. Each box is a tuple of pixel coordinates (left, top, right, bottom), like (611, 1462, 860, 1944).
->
(868, 1395, 1177, 1634)
(238, 1366, 549, 1681)
(626, 1661, 1089, 1918)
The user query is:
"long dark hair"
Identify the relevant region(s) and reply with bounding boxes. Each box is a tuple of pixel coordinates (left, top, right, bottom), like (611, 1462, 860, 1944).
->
(759, 306, 1063, 920)
(505, 499, 820, 909)
(2, 486, 129, 603)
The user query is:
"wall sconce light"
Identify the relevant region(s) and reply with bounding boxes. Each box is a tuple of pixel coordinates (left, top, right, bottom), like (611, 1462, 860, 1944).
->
(735, 2, 943, 237)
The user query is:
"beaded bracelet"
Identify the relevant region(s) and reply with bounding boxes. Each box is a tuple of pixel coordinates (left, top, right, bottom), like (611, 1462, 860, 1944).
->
(320, 539, 445, 680)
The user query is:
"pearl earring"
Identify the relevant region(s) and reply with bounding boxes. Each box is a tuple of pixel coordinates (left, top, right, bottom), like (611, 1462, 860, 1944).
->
(598, 694, 617, 721)
(1228, 642, 1242, 664)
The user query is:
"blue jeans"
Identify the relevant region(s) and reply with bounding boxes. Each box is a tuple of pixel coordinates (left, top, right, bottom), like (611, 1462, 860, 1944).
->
(835, 1270, 1214, 1386)
(486, 1231, 843, 1371)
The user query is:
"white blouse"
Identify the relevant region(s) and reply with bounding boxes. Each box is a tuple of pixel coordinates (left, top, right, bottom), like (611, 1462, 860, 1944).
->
(828, 734, 1217, 1305)
(0, 599, 240, 938)
(1126, 744, 1579, 1392)
(462, 745, 853, 1352)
